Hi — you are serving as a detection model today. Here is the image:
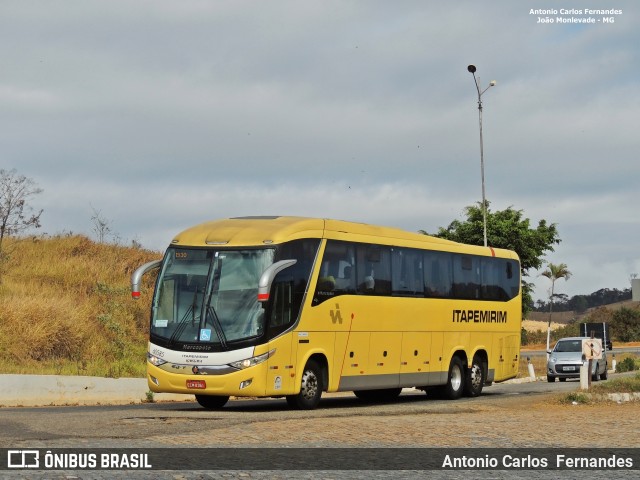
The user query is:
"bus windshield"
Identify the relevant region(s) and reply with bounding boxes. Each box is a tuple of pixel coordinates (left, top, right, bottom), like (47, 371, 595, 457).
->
(151, 247, 275, 348)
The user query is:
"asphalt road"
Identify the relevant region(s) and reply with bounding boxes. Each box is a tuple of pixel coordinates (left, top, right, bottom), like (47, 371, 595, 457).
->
(1, 373, 638, 480)
(0, 373, 614, 448)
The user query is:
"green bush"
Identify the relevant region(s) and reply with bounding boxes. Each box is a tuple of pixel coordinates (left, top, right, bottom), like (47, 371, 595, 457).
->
(616, 356, 639, 373)
(561, 392, 591, 405)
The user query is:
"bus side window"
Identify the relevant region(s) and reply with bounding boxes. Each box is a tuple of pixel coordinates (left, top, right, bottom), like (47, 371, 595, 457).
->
(424, 251, 452, 298)
(452, 254, 481, 300)
(334, 263, 355, 291)
(356, 244, 391, 296)
(270, 238, 319, 333)
(478, 257, 520, 301)
(505, 260, 520, 299)
(392, 248, 424, 297)
(481, 257, 506, 301)
(312, 240, 355, 305)
(269, 273, 293, 328)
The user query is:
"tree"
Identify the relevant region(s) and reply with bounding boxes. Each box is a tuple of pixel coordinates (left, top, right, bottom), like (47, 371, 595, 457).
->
(609, 307, 640, 342)
(0, 169, 43, 277)
(90, 205, 113, 243)
(426, 202, 560, 317)
(541, 262, 571, 355)
(569, 295, 589, 314)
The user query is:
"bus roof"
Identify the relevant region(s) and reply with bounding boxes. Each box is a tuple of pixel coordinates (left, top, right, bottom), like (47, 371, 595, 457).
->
(169, 216, 518, 259)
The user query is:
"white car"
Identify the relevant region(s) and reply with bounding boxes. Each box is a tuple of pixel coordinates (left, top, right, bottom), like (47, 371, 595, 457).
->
(547, 337, 608, 383)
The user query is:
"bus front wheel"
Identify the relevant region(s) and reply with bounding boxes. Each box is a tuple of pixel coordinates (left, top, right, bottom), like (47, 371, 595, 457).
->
(195, 394, 229, 410)
(286, 360, 323, 410)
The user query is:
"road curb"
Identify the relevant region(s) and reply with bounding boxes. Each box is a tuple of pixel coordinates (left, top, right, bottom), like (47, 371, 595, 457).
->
(598, 392, 640, 403)
(0, 374, 191, 407)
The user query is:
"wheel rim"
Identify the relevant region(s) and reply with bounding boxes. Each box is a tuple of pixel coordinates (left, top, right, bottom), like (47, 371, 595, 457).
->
(300, 369, 318, 400)
(469, 364, 482, 390)
(451, 364, 463, 392)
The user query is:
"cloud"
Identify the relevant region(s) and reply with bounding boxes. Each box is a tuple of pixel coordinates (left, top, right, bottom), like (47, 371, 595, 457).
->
(2, 0, 638, 301)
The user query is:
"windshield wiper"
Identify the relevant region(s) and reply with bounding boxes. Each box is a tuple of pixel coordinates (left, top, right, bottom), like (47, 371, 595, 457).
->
(205, 304, 228, 350)
(201, 256, 229, 350)
(168, 287, 200, 347)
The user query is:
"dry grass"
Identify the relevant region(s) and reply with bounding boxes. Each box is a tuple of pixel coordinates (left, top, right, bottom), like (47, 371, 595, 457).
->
(518, 353, 547, 378)
(522, 319, 564, 332)
(0, 235, 160, 377)
(527, 310, 579, 324)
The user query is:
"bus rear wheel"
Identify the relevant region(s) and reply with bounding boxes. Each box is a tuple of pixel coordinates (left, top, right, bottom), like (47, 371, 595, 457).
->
(463, 356, 485, 397)
(195, 394, 229, 409)
(440, 356, 465, 400)
(286, 360, 323, 410)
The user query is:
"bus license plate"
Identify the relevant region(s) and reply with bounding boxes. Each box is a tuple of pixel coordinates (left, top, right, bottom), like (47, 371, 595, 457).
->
(186, 380, 206, 389)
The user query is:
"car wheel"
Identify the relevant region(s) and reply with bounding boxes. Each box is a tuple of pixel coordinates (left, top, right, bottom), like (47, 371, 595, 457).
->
(547, 376, 555, 382)
(600, 365, 608, 380)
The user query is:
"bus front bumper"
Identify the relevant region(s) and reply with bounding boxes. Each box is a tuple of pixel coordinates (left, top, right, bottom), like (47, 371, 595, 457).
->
(147, 361, 268, 398)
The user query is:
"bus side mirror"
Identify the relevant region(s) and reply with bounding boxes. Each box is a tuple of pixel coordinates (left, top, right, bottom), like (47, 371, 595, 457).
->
(131, 260, 162, 299)
(258, 259, 297, 303)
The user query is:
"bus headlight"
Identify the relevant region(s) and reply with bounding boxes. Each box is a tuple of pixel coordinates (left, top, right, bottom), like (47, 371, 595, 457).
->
(229, 349, 275, 370)
(147, 352, 168, 367)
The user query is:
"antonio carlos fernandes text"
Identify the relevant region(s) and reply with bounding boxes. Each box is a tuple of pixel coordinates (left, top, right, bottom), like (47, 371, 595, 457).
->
(442, 454, 634, 469)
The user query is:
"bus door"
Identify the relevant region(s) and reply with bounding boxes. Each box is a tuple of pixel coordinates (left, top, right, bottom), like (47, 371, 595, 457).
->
(310, 242, 358, 391)
(266, 329, 296, 395)
(264, 268, 300, 395)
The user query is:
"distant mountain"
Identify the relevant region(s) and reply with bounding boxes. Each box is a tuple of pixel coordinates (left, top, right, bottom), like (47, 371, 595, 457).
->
(531, 287, 632, 314)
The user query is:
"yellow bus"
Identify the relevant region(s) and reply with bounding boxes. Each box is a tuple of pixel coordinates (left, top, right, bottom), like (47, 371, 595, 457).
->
(131, 216, 521, 410)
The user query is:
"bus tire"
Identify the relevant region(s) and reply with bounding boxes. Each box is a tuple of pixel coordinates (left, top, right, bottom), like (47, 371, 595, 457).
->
(195, 394, 229, 409)
(442, 356, 465, 400)
(354, 388, 402, 403)
(286, 360, 323, 410)
(463, 357, 485, 397)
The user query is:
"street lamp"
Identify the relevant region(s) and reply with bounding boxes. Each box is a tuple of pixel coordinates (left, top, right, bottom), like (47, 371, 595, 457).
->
(467, 64, 496, 248)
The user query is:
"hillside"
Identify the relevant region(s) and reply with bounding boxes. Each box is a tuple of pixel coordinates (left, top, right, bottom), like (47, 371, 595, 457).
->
(527, 299, 640, 325)
(0, 235, 161, 377)
(523, 300, 640, 348)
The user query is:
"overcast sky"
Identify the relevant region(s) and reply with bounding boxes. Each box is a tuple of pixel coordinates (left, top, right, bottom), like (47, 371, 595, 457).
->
(2, 0, 638, 302)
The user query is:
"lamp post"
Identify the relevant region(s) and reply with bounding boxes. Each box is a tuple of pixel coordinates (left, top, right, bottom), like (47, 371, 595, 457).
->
(467, 65, 496, 248)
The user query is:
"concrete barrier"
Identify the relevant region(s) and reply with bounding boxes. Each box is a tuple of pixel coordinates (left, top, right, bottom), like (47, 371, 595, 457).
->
(0, 374, 191, 407)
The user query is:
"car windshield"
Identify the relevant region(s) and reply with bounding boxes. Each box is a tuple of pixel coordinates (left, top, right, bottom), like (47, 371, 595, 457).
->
(554, 340, 582, 353)
(151, 247, 275, 348)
